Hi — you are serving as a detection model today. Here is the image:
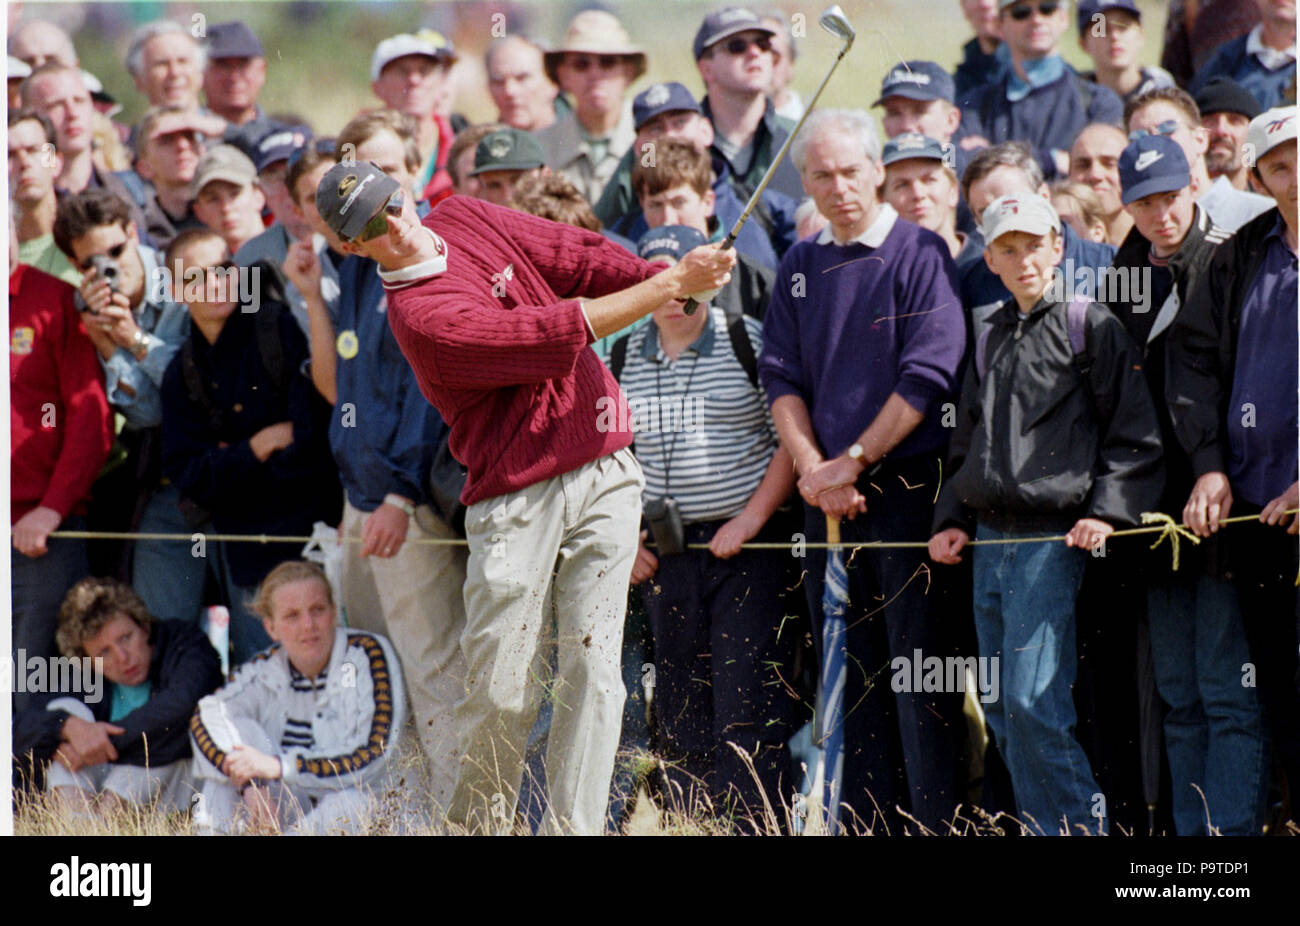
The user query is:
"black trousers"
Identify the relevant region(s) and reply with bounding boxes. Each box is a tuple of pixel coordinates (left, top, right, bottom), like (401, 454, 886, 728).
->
(801, 454, 966, 833)
(641, 516, 801, 823)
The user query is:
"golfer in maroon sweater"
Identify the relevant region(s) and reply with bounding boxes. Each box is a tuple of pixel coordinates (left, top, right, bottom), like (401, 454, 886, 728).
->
(316, 161, 734, 833)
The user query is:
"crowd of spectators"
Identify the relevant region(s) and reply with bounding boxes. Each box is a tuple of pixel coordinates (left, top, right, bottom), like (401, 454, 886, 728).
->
(8, 1, 1298, 837)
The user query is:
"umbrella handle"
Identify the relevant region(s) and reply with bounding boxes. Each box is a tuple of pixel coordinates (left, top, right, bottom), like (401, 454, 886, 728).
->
(826, 516, 841, 546)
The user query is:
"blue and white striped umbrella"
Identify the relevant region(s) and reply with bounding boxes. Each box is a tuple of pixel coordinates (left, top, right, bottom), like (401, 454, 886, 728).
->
(820, 517, 849, 833)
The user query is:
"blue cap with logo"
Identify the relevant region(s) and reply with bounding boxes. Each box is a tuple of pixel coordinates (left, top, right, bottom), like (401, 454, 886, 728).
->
(882, 133, 950, 167)
(1077, 1, 1141, 34)
(252, 125, 313, 172)
(633, 82, 701, 130)
(873, 61, 954, 107)
(637, 225, 708, 263)
(1119, 135, 1190, 204)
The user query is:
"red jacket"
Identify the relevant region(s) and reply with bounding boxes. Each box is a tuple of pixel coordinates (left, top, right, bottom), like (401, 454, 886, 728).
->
(9, 264, 113, 523)
(384, 196, 656, 505)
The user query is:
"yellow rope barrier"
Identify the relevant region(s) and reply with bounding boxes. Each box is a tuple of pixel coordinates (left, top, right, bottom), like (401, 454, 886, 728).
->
(45, 509, 1299, 572)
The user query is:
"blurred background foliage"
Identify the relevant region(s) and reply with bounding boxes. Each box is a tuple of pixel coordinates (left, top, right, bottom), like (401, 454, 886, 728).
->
(12, 0, 1169, 137)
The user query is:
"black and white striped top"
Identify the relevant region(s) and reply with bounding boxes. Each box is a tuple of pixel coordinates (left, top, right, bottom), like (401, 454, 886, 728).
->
(620, 307, 779, 523)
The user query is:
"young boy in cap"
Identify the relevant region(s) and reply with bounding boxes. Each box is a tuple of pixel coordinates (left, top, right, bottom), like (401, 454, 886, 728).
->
(469, 126, 549, 208)
(1166, 105, 1300, 821)
(614, 224, 798, 821)
(929, 191, 1163, 834)
(190, 143, 267, 254)
(1105, 133, 1267, 835)
(1076, 1, 1176, 104)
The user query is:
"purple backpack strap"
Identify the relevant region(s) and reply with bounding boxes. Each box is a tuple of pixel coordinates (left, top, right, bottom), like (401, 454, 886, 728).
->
(1067, 297, 1089, 359)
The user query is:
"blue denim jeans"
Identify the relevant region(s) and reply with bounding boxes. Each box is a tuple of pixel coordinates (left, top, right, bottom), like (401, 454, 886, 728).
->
(132, 484, 211, 625)
(1148, 574, 1268, 835)
(973, 524, 1103, 834)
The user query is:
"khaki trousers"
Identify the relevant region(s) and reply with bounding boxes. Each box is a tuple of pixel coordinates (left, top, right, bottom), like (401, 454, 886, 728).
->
(449, 448, 643, 835)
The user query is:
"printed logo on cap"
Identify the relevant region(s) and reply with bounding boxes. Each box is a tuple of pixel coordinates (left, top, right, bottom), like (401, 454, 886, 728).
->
(897, 134, 927, 150)
(888, 68, 930, 86)
(645, 83, 671, 107)
(488, 135, 512, 159)
(1000, 198, 1020, 216)
(260, 130, 304, 153)
(1134, 150, 1164, 171)
(337, 174, 358, 196)
(717, 8, 755, 25)
(338, 174, 375, 215)
(1267, 115, 1294, 135)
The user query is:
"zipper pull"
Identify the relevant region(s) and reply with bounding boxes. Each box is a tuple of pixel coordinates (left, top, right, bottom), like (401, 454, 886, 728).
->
(1014, 318, 1024, 340)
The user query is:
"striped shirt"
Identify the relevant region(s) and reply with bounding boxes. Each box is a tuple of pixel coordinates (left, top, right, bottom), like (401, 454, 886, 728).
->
(621, 307, 778, 523)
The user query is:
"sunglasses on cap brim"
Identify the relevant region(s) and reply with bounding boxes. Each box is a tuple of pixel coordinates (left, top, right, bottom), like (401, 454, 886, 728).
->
(350, 190, 406, 243)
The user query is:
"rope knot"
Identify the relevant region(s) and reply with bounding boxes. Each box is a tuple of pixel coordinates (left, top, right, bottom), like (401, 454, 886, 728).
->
(1141, 511, 1200, 572)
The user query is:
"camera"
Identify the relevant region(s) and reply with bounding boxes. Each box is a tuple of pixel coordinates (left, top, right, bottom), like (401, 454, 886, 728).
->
(644, 497, 686, 556)
(89, 254, 121, 293)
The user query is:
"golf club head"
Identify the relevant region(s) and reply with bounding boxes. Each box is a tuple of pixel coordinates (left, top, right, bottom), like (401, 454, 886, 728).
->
(818, 5, 856, 45)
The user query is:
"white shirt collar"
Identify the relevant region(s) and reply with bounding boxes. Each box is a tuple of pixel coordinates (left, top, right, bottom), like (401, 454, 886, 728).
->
(377, 228, 448, 285)
(1246, 24, 1297, 71)
(816, 203, 899, 248)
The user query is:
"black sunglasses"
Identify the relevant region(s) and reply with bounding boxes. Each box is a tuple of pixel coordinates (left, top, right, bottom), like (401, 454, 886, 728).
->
(718, 34, 773, 56)
(76, 240, 127, 273)
(1007, 1, 1061, 21)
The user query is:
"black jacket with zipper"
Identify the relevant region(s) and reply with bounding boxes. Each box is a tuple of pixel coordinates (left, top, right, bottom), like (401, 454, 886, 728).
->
(934, 294, 1164, 536)
(1164, 206, 1281, 481)
(1105, 204, 1234, 576)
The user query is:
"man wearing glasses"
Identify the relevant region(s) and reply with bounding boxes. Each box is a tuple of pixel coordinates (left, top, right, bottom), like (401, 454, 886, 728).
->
(537, 10, 645, 205)
(53, 190, 200, 613)
(312, 160, 735, 834)
(961, 0, 1124, 181)
(1124, 86, 1273, 232)
(694, 7, 803, 202)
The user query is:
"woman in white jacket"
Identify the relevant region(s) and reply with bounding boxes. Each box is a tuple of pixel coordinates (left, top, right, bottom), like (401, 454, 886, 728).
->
(190, 560, 405, 835)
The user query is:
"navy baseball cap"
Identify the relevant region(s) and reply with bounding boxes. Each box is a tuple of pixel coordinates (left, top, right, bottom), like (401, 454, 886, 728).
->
(693, 7, 774, 60)
(471, 128, 545, 176)
(882, 133, 950, 167)
(1194, 76, 1264, 120)
(873, 61, 954, 107)
(637, 225, 708, 263)
(1077, 1, 1140, 33)
(317, 161, 403, 241)
(206, 21, 265, 59)
(633, 82, 701, 130)
(1119, 135, 1190, 204)
(252, 125, 313, 173)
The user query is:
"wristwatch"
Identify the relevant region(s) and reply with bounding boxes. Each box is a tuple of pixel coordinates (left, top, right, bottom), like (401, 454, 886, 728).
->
(383, 494, 416, 517)
(847, 443, 869, 467)
(130, 329, 150, 361)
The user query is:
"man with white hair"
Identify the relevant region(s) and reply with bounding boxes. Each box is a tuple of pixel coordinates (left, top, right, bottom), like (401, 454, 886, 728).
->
(8, 17, 78, 69)
(126, 20, 205, 111)
(758, 109, 968, 831)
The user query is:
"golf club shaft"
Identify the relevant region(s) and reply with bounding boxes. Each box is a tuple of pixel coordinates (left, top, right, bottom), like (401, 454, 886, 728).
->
(683, 37, 854, 314)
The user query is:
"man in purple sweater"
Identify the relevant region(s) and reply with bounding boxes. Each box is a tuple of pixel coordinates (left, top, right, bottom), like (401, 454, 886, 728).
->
(759, 109, 969, 832)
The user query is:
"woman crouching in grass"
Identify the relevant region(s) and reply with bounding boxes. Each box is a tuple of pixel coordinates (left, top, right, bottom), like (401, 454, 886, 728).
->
(190, 560, 405, 835)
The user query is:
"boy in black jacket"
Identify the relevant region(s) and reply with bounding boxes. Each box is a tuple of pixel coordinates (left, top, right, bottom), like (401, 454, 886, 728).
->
(929, 192, 1163, 834)
(1106, 134, 1266, 835)
(13, 578, 222, 810)
(160, 228, 340, 666)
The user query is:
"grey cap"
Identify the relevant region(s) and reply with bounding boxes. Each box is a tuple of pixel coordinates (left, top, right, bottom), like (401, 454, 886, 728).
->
(315, 161, 402, 241)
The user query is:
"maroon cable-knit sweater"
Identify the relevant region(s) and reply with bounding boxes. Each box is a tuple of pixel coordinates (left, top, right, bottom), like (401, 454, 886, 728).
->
(383, 195, 657, 505)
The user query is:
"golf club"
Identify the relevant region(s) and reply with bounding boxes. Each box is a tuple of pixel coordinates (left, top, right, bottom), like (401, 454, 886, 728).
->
(683, 4, 857, 314)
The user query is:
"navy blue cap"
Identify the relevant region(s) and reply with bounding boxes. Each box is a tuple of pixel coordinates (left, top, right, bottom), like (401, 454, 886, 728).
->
(881, 132, 950, 167)
(1077, 1, 1140, 34)
(693, 7, 774, 60)
(1119, 135, 1190, 204)
(206, 21, 265, 59)
(873, 61, 954, 107)
(1194, 76, 1264, 120)
(637, 224, 708, 263)
(633, 82, 701, 130)
(252, 125, 313, 172)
